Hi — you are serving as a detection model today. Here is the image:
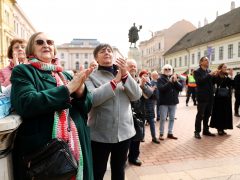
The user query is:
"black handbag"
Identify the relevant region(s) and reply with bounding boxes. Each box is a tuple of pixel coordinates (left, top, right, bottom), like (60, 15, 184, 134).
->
(132, 111, 144, 141)
(216, 88, 229, 97)
(23, 138, 78, 180)
(23, 112, 78, 180)
(215, 79, 230, 98)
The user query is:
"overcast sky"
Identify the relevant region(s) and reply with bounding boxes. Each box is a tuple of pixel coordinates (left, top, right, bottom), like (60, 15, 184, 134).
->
(18, 0, 240, 56)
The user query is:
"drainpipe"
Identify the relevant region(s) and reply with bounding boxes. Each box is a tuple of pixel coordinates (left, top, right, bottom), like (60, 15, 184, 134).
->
(186, 48, 190, 74)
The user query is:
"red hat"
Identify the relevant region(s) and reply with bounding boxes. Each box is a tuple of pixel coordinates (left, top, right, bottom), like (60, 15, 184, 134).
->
(139, 69, 148, 77)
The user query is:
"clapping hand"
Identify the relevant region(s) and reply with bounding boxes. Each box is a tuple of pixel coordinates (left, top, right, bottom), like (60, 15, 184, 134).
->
(12, 51, 19, 66)
(67, 67, 94, 97)
(228, 68, 233, 77)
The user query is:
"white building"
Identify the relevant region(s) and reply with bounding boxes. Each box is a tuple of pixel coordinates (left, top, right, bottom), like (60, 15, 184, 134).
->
(56, 39, 124, 71)
(139, 20, 196, 72)
(164, 5, 240, 74)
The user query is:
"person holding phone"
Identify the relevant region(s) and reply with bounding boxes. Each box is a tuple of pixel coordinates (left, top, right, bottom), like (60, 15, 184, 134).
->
(157, 64, 182, 140)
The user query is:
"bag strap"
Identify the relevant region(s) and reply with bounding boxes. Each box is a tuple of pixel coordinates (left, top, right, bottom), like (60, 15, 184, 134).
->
(67, 109, 71, 133)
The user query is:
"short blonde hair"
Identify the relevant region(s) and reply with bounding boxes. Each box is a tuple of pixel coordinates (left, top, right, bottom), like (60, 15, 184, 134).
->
(161, 64, 173, 74)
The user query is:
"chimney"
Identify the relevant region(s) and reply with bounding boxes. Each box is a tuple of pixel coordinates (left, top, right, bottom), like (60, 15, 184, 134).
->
(231, 1, 235, 10)
(204, 18, 208, 26)
(198, 21, 201, 28)
(216, 11, 218, 18)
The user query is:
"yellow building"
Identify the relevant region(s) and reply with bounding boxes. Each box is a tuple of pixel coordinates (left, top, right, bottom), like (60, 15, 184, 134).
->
(0, 0, 36, 68)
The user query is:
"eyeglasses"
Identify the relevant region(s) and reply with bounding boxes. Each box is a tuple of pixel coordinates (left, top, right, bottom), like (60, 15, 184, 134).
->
(164, 68, 171, 71)
(35, 39, 54, 46)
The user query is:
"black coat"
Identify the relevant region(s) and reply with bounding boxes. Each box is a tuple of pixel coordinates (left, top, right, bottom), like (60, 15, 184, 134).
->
(210, 76, 233, 130)
(234, 74, 240, 96)
(157, 74, 182, 105)
(194, 67, 214, 103)
(131, 99, 144, 141)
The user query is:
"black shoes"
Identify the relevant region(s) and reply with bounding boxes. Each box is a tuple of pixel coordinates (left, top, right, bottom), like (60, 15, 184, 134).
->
(167, 134, 178, 140)
(194, 132, 201, 139)
(234, 113, 240, 117)
(152, 137, 160, 144)
(159, 134, 164, 140)
(203, 131, 215, 136)
(218, 130, 227, 136)
(129, 159, 142, 166)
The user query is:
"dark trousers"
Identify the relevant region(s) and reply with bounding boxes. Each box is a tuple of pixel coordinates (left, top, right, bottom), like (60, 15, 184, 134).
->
(235, 94, 240, 114)
(128, 140, 140, 162)
(195, 101, 212, 133)
(91, 139, 130, 180)
(186, 87, 196, 104)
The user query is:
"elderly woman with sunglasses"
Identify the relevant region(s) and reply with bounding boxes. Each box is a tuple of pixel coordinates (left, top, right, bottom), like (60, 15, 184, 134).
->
(0, 38, 28, 87)
(157, 64, 183, 141)
(10, 32, 94, 180)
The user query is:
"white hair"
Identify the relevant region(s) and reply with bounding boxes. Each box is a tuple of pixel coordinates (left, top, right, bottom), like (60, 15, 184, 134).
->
(126, 59, 137, 65)
(161, 64, 173, 75)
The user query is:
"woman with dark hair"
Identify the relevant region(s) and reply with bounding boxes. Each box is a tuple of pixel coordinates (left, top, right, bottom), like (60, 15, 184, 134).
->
(85, 43, 142, 180)
(210, 63, 234, 135)
(0, 38, 27, 87)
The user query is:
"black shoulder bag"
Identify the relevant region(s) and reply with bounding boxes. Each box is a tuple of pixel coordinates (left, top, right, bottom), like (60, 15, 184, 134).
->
(215, 79, 230, 98)
(23, 113, 78, 180)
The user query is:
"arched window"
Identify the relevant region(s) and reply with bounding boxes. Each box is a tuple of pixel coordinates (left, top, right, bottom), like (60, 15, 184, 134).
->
(75, 61, 80, 70)
(84, 61, 88, 69)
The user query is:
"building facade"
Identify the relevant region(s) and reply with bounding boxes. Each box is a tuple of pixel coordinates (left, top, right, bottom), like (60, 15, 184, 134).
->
(56, 39, 124, 71)
(139, 20, 196, 72)
(164, 5, 240, 75)
(0, 0, 36, 67)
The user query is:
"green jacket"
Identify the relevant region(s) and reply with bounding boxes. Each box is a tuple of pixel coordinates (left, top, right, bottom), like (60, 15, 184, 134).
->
(10, 64, 94, 180)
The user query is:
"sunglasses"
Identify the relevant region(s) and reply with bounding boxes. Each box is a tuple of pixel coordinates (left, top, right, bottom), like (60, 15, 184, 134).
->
(35, 39, 54, 46)
(164, 68, 171, 71)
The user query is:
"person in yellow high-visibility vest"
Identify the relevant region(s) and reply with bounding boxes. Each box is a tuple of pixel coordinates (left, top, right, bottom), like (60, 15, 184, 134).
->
(186, 69, 197, 106)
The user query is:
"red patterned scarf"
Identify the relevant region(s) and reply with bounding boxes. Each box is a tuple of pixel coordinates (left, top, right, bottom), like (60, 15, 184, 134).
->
(29, 57, 83, 180)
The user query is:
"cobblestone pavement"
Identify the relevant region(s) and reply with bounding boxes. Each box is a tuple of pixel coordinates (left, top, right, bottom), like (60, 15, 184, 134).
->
(104, 96, 240, 180)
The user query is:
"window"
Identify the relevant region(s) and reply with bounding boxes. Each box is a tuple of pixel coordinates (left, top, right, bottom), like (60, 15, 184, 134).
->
(179, 57, 182, 67)
(158, 43, 161, 50)
(211, 48, 215, 61)
(228, 44, 233, 59)
(197, 52, 201, 61)
(170, 59, 172, 66)
(184, 55, 188, 66)
(75, 61, 80, 70)
(84, 53, 88, 59)
(5, 10, 9, 24)
(60, 61, 65, 69)
(61, 53, 64, 59)
(191, 54, 195, 65)
(76, 53, 79, 59)
(204, 50, 207, 57)
(84, 61, 88, 69)
(219, 46, 223, 60)
(238, 42, 240, 57)
(174, 58, 177, 67)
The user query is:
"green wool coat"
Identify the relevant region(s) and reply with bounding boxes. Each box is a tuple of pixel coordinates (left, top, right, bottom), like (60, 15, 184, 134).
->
(10, 64, 94, 180)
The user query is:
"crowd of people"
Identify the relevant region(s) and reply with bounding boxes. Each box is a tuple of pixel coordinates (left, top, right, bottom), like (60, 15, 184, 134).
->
(1, 33, 240, 180)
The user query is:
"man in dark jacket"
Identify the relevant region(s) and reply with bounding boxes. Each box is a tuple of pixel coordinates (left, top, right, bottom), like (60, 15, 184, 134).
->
(193, 56, 217, 139)
(126, 59, 152, 166)
(234, 73, 240, 117)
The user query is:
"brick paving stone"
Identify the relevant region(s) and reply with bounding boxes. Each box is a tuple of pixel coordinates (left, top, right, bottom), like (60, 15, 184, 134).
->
(138, 97, 240, 167)
(104, 97, 240, 179)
